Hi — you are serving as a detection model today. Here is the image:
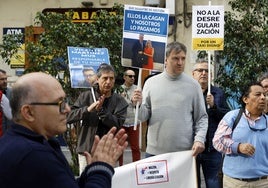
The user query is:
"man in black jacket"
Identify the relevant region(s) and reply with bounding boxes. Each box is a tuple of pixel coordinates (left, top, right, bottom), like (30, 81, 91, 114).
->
(68, 63, 128, 174)
(192, 59, 230, 188)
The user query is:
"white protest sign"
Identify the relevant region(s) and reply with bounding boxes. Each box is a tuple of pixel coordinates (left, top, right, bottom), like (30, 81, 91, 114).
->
(192, 5, 224, 50)
(112, 150, 197, 188)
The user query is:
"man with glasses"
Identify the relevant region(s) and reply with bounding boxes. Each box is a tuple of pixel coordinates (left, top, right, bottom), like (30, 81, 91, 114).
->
(192, 59, 230, 188)
(118, 69, 140, 166)
(0, 72, 128, 188)
(213, 82, 268, 188)
(78, 67, 97, 88)
(67, 63, 128, 174)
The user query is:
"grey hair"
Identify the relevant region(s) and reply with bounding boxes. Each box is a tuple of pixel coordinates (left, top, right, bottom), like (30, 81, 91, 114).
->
(192, 59, 209, 71)
(258, 72, 268, 83)
(10, 83, 35, 121)
(96, 63, 116, 78)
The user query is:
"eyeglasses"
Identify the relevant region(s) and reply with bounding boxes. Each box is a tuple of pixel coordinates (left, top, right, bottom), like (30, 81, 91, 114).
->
(247, 115, 267, 131)
(84, 74, 95, 78)
(29, 99, 68, 113)
(194, 68, 209, 73)
(126, 75, 135, 78)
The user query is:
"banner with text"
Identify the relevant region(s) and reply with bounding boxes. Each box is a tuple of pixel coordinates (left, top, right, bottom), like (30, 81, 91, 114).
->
(121, 4, 169, 71)
(192, 5, 224, 50)
(67, 47, 109, 88)
(112, 150, 197, 188)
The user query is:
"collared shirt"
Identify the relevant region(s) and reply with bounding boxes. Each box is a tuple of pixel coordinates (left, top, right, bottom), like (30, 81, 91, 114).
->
(213, 109, 268, 178)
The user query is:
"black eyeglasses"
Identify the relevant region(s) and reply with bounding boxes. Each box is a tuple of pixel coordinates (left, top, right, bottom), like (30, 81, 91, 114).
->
(29, 99, 68, 113)
(247, 115, 267, 131)
(126, 75, 135, 78)
(84, 74, 95, 78)
(194, 68, 209, 73)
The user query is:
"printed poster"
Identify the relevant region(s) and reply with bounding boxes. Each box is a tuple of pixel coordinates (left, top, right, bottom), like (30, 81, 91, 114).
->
(67, 47, 110, 88)
(192, 5, 224, 50)
(121, 5, 169, 71)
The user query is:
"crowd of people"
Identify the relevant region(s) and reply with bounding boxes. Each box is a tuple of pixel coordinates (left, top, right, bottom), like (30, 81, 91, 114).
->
(0, 41, 267, 188)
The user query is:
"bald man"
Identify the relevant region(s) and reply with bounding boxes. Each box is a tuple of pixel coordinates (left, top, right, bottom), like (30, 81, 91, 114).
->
(0, 72, 128, 188)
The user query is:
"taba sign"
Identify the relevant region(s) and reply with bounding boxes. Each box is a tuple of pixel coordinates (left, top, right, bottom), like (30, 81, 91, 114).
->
(42, 8, 115, 23)
(192, 5, 224, 50)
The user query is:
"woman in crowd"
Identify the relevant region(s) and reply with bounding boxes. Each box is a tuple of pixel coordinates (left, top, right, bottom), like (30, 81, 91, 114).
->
(143, 40, 154, 70)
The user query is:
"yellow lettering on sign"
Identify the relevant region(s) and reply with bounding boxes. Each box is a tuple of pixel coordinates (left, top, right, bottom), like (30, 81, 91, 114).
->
(82, 12, 89, 19)
(73, 12, 80, 19)
(90, 12, 97, 19)
(109, 11, 116, 16)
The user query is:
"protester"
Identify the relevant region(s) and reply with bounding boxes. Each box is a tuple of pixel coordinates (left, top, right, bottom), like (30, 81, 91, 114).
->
(0, 91, 12, 137)
(192, 59, 230, 188)
(118, 69, 140, 166)
(0, 69, 11, 98)
(0, 69, 12, 132)
(67, 63, 128, 174)
(258, 72, 268, 114)
(131, 41, 208, 158)
(143, 40, 154, 70)
(78, 67, 97, 88)
(132, 33, 146, 68)
(213, 82, 268, 188)
(0, 72, 128, 188)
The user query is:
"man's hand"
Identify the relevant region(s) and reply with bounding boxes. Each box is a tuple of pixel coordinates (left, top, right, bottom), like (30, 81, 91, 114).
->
(87, 94, 105, 112)
(206, 93, 215, 108)
(84, 127, 128, 167)
(238, 143, 255, 156)
(192, 141, 205, 157)
(131, 89, 142, 106)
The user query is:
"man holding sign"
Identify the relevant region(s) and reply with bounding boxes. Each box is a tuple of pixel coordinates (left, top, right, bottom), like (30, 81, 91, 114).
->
(131, 42, 208, 158)
(67, 63, 128, 174)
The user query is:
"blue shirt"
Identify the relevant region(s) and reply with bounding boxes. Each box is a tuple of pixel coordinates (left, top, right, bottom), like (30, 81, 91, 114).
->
(213, 109, 268, 178)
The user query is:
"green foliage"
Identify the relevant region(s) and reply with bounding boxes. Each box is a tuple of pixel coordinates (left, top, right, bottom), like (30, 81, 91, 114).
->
(25, 4, 124, 102)
(0, 4, 124, 174)
(216, 0, 268, 108)
(0, 33, 24, 64)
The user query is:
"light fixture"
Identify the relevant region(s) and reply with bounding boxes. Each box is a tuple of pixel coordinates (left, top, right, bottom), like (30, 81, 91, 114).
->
(81, 1, 94, 8)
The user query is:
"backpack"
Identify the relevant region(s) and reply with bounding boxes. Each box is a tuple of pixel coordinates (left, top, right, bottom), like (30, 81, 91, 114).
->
(218, 108, 244, 188)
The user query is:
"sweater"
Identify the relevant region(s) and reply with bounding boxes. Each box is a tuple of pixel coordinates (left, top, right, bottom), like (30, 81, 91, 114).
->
(139, 71, 208, 155)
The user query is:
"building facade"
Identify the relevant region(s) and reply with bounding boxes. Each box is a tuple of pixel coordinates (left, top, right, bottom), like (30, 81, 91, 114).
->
(0, 0, 230, 82)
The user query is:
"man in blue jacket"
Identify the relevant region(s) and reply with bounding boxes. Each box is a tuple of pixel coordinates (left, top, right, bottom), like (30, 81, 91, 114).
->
(0, 72, 128, 188)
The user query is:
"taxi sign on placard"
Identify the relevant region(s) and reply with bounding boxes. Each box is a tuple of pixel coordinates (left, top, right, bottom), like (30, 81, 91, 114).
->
(192, 5, 224, 50)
